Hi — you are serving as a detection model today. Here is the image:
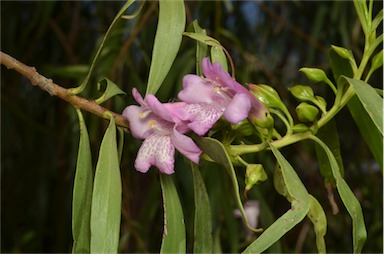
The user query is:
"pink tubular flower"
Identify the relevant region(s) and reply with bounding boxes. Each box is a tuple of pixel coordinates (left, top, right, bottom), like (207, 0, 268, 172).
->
(178, 58, 268, 134)
(122, 88, 201, 175)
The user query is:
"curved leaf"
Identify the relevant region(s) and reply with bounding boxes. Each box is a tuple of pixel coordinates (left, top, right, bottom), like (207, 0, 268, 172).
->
(310, 135, 367, 253)
(95, 78, 126, 104)
(189, 20, 208, 76)
(160, 174, 186, 253)
(90, 114, 122, 253)
(191, 162, 213, 253)
(68, 0, 136, 95)
(307, 195, 327, 253)
(194, 136, 261, 233)
(146, 0, 186, 95)
(243, 145, 310, 253)
(72, 109, 93, 253)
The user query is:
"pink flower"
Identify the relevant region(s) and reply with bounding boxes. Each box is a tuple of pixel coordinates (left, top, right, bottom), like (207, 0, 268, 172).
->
(178, 58, 268, 134)
(122, 88, 201, 175)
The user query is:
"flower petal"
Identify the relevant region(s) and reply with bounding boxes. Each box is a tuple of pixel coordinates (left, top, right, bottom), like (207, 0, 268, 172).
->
(122, 105, 153, 139)
(184, 103, 224, 135)
(134, 134, 175, 174)
(171, 127, 201, 164)
(223, 93, 252, 124)
(132, 87, 146, 107)
(178, 74, 216, 104)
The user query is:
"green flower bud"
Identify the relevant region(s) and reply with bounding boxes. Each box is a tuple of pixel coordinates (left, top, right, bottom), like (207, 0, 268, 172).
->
(292, 123, 309, 133)
(250, 109, 274, 129)
(299, 67, 328, 83)
(296, 102, 319, 122)
(315, 95, 327, 113)
(232, 120, 255, 137)
(288, 85, 316, 102)
(248, 84, 285, 109)
(331, 45, 353, 60)
(245, 164, 268, 191)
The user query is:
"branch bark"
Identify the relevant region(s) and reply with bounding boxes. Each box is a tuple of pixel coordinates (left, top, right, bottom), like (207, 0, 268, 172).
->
(0, 51, 129, 129)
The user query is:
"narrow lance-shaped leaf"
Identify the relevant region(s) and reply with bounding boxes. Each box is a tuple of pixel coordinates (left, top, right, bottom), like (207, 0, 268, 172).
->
(341, 76, 383, 135)
(194, 136, 262, 233)
(160, 174, 186, 253)
(146, 0, 186, 95)
(68, 0, 135, 95)
(348, 95, 383, 169)
(72, 109, 93, 253)
(243, 145, 310, 253)
(210, 46, 228, 72)
(191, 162, 213, 253)
(189, 20, 208, 76)
(90, 114, 122, 253)
(310, 135, 367, 253)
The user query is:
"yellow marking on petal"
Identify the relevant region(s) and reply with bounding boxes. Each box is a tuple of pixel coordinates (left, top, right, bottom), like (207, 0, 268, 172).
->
(148, 120, 157, 128)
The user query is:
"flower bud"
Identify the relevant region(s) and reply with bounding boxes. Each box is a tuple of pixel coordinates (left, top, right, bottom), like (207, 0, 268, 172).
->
(331, 45, 353, 60)
(232, 120, 255, 137)
(245, 164, 268, 191)
(292, 123, 309, 133)
(299, 67, 328, 83)
(296, 102, 319, 122)
(288, 85, 316, 102)
(248, 84, 285, 109)
(315, 95, 327, 113)
(249, 108, 274, 129)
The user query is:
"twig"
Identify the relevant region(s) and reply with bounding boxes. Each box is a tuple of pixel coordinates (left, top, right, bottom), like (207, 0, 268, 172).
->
(0, 51, 130, 129)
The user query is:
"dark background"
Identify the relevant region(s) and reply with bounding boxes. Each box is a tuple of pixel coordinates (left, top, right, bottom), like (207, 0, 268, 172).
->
(1, 1, 383, 253)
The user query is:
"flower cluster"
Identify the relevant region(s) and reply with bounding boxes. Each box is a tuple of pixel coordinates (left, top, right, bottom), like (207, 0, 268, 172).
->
(123, 58, 268, 174)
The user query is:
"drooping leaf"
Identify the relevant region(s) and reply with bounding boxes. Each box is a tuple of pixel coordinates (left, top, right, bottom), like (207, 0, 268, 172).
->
(160, 174, 186, 254)
(183, 32, 222, 47)
(310, 135, 367, 253)
(315, 119, 344, 182)
(146, 0, 186, 95)
(348, 95, 383, 168)
(342, 76, 383, 135)
(307, 195, 327, 253)
(90, 114, 122, 253)
(190, 162, 213, 253)
(72, 109, 93, 253)
(243, 145, 310, 253)
(68, 0, 136, 95)
(194, 136, 261, 233)
(95, 78, 126, 104)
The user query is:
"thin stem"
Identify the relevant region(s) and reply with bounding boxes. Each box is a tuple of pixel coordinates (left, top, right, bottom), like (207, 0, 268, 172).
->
(0, 51, 130, 129)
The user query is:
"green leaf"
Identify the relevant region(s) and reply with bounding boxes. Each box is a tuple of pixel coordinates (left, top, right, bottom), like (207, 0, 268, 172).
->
(307, 195, 327, 253)
(310, 135, 367, 253)
(191, 163, 213, 253)
(95, 78, 126, 104)
(183, 32, 222, 47)
(146, 0, 186, 95)
(90, 114, 122, 253)
(353, 0, 370, 35)
(160, 174, 186, 253)
(347, 95, 383, 169)
(72, 109, 93, 253)
(190, 20, 208, 76)
(193, 136, 261, 233)
(68, 0, 135, 95)
(210, 46, 228, 72)
(243, 145, 310, 253)
(315, 119, 344, 182)
(342, 76, 383, 135)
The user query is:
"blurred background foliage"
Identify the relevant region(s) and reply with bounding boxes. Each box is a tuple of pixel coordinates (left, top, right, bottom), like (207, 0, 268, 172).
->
(1, 1, 382, 253)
